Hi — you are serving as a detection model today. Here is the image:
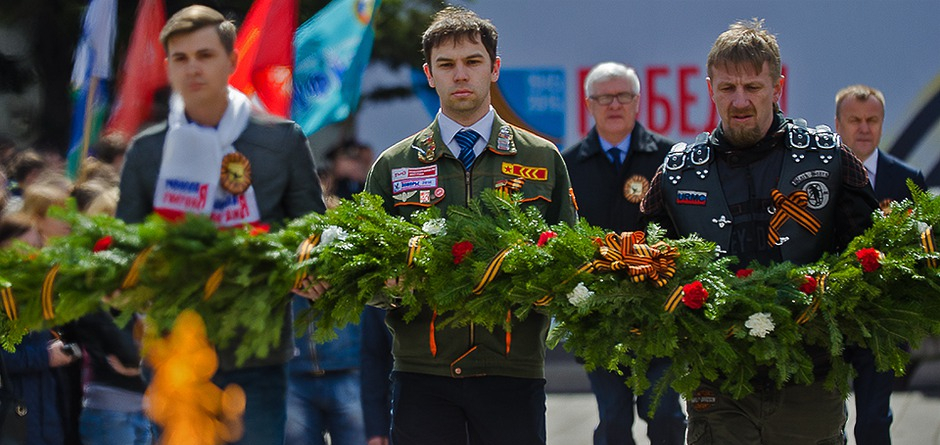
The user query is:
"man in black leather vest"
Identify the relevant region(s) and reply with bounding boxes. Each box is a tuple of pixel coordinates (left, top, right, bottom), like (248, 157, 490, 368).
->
(640, 20, 878, 445)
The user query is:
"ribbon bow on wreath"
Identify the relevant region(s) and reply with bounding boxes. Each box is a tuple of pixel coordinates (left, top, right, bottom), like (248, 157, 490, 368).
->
(583, 232, 679, 287)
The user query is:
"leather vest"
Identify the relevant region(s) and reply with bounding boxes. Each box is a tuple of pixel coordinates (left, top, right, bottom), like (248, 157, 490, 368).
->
(662, 120, 842, 265)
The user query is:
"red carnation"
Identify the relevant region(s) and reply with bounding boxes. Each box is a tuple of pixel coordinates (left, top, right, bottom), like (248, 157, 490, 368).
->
(92, 236, 113, 253)
(856, 248, 882, 273)
(682, 281, 708, 309)
(452, 241, 474, 264)
(249, 223, 270, 237)
(592, 237, 604, 247)
(800, 275, 818, 294)
(537, 231, 557, 247)
(736, 269, 753, 279)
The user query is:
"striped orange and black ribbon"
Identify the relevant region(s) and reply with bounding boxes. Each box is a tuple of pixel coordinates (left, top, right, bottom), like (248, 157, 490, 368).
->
(122, 246, 155, 289)
(41, 264, 60, 320)
(582, 232, 678, 287)
(407, 235, 426, 267)
(921, 227, 937, 268)
(1, 286, 17, 321)
(204, 266, 225, 300)
(538, 232, 679, 306)
(472, 246, 514, 295)
(663, 285, 684, 313)
(293, 234, 321, 289)
(768, 189, 820, 246)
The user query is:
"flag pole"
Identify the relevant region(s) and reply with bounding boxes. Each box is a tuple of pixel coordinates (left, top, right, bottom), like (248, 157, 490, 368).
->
(78, 76, 99, 177)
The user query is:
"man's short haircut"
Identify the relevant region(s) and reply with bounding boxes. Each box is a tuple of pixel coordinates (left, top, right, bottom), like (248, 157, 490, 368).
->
(422, 6, 498, 69)
(707, 18, 781, 81)
(12, 149, 45, 184)
(91, 132, 127, 165)
(835, 84, 886, 119)
(584, 62, 641, 97)
(159, 5, 237, 54)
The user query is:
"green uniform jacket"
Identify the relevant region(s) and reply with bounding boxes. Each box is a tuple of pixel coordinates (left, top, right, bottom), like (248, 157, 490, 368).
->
(364, 113, 577, 379)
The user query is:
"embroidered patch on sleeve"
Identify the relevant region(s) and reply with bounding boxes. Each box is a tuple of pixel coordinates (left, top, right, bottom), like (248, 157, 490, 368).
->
(501, 162, 548, 181)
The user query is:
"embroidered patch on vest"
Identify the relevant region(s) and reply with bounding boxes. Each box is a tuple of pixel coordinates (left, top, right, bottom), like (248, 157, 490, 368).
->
(801, 181, 830, 210)
(501, 162, 548, 181)
(791, 169, 830, 186)
(690, 388, 718, 412)
(676, 190, 707, 206)
(623, 174, 650, 204)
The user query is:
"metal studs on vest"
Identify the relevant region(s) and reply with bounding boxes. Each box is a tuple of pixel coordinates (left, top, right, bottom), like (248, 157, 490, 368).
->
(689, 138, 711, 179)
(712, 215, 731, 228)
(814, 125, 839, 164)
(665, 143, 687, 170)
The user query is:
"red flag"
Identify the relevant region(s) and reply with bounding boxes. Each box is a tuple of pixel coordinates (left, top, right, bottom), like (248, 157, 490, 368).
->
(230, 0, 297, 117)
(104, 0, 167, 143)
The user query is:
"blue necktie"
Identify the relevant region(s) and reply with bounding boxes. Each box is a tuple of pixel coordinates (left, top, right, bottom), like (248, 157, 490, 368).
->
(609, 147, 624, 171)
(455, 130, 481, 171)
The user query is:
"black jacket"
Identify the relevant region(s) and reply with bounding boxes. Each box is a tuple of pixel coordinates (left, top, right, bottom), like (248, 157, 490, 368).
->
(873, 148, 927, 203)
(562, 122, 674, 233)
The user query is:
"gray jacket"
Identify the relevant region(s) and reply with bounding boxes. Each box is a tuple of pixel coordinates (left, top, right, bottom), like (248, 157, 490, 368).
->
(117, 114, 325, 370)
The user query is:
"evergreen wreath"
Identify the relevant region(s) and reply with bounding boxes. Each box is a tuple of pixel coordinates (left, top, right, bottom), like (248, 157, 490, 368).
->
(1, 183, 939, 398)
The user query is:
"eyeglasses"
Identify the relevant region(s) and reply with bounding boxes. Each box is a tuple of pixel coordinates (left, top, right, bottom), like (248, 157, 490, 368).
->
(589, 92, 638, 105)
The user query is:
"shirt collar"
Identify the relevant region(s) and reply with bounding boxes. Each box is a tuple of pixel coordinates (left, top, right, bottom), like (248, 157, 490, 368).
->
(438, 107, 496, 157)
(863, 148, 879, 187)
(599, 134, 632, 156)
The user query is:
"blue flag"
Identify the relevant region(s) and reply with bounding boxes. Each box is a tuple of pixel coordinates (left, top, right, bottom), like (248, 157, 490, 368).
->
(291, 0, 380, 135)
(66, 0, 117, 179)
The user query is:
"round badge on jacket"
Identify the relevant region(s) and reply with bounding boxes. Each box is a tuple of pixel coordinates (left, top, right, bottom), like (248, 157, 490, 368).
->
(623, 174, 650, 203)
(220, 152, 252, 195)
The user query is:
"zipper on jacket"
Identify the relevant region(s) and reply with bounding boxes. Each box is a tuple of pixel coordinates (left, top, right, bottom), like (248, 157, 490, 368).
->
(465, 161, 475, 348)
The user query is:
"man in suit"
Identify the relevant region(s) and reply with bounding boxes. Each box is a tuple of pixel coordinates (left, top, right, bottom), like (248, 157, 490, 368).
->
(562, 62, 685, 445)
(834, 84, 927, 445)
(116, 6, 325, 444)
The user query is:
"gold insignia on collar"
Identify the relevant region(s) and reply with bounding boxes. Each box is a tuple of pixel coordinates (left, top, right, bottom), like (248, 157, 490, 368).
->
(414, 130, 437, 163)
(220, 152, 252, 195)
(623, 174, 650, 204)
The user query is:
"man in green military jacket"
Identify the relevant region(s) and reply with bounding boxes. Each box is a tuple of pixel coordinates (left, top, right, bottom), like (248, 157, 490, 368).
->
(363, 6, 576, 445)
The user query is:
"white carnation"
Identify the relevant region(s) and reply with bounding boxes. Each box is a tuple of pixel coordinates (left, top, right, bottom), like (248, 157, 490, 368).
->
(915, 220, 931, 234)
(319, 225, 348, 247)
(422, 219, 447, 236)
(745, 312, 775, 338)
(566, 283, 594, 307)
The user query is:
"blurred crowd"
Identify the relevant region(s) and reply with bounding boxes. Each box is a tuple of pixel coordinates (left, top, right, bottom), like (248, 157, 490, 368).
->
(0, 134, 388, 445)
